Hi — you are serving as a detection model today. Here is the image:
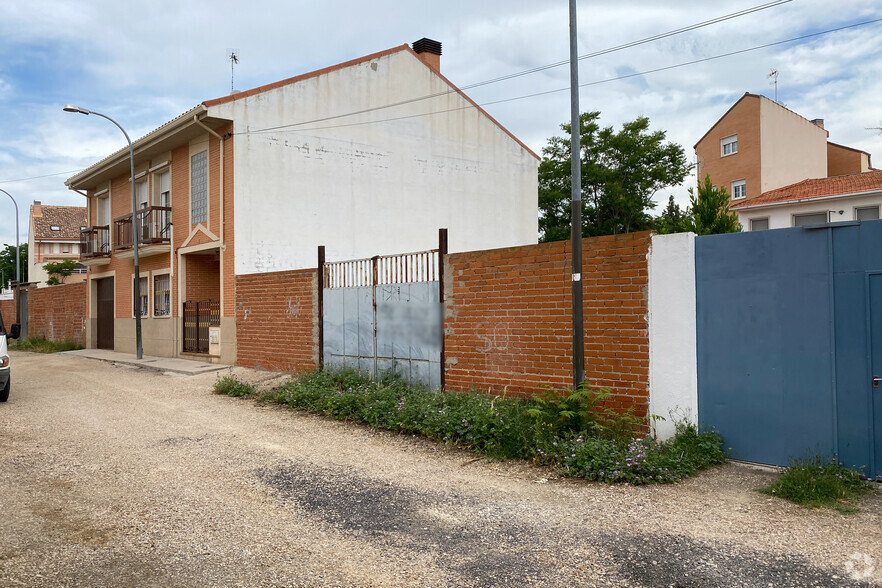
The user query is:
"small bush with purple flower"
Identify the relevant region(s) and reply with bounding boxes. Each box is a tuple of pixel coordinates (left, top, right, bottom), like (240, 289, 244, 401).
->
(214, 368, 726, 484)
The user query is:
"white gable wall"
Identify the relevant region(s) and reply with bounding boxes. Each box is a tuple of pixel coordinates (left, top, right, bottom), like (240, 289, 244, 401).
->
(209, 49, 538, 274)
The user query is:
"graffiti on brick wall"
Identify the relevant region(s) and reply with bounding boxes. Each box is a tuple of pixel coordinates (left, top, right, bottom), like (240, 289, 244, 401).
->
(476, 321, 509, 353)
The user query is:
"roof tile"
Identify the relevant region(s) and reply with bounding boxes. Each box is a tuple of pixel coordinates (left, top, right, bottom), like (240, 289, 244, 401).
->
(731, 170, 882, 208)
(32, 205, 87, 240)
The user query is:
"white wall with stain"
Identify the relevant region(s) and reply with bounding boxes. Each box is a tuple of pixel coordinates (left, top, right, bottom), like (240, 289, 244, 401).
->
(208, 48, 539, 274)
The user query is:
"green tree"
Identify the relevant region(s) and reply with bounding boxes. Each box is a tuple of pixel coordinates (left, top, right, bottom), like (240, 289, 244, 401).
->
(0, 244, 27, 289)
(538, 112, 691, 241)
(44, 259, 80, 285)
(687, 174, 742, 235)
(654, 195, 690, 234)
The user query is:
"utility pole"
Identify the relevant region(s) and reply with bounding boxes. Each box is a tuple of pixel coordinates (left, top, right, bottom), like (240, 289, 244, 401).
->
(569, 0, 585, 389)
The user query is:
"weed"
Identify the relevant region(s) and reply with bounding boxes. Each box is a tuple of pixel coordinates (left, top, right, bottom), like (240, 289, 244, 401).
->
(760, 456, 872, 512)
(220, 368, 726, 484)
(214, 372, 257, 397)
(8, 335, 82, 353)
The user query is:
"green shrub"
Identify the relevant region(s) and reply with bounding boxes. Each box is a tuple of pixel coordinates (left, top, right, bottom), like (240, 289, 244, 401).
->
(214, 372, 257, 397)
(234, 368, 727, 484)
(536, 421, 725, 485)
(9, 335, 82, 353)
(760, 457, 872, 512)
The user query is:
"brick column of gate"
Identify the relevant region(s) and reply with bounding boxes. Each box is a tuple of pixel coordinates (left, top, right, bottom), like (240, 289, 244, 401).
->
(443, 232, 651, 416)
(235, 269, 318, 373)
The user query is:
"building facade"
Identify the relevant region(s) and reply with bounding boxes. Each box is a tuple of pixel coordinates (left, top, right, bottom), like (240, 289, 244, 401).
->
(27, 202, 88, 287)
(65, 39, 539, 362)
(694, 93, 871, 205)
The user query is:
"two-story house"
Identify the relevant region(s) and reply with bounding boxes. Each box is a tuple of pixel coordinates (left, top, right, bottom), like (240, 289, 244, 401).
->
(65, 39, 539, 363)
(694, 92, 876, 229)
(27, 202, 88, 287)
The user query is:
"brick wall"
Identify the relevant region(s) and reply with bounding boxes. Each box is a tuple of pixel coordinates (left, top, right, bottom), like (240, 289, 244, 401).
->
(26, 282, 87, 345)
(185, 254, 221, 302)
(236, 269, 318, 373)
(444, 232, 651, 416)
(0, 297, 15, 325)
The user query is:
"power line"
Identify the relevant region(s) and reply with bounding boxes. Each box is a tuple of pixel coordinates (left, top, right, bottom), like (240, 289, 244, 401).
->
(244, 17, 882, 135)
(0, 170, 83, 184)
(238, 0, 794, 136)
(460, 0, 792, 91)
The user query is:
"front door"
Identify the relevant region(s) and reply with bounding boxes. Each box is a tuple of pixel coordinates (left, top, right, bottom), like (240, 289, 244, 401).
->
(96, 277, 114, 350)
(870, 274, 882, 479)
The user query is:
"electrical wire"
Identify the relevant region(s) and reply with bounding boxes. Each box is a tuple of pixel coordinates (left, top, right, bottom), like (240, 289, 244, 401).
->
(243, 17, 882, 135)
(238, 0, 795, 136)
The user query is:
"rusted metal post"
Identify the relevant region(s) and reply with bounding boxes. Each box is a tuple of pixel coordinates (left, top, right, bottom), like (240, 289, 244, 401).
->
(317, 245, 325, 371)
(438, 228, 448, 390)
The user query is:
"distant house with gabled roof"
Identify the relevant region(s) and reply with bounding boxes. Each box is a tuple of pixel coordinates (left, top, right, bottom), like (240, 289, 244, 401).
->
(27, 201, 88, 287)
(694, 93, 872, 206)
(64, 38, 539, 361)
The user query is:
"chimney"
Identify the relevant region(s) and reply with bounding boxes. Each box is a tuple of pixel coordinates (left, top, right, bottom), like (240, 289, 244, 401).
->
(811, 118, 825, 129)
(412, 38, 442, 71)
(32, 200, 42, 217)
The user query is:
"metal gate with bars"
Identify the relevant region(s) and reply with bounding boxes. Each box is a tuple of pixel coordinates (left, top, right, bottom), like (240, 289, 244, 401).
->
(182, 299, 220, 354)
(320, 238, 445, 389)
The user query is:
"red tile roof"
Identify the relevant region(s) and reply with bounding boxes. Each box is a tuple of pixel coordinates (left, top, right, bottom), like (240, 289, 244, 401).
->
(731, 170, 882, 209)
(31, 205, 87, 240)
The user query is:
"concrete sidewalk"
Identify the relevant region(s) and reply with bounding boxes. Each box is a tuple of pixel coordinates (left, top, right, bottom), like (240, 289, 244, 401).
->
(60, 348, 230, 376)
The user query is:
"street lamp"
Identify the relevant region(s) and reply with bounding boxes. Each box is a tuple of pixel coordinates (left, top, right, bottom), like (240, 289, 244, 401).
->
(0, 190, 21, 324)
(63, 104, 142, 359)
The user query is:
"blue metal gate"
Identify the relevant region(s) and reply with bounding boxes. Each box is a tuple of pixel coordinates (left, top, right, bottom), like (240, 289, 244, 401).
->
(322, 249, 443, 389)
(696, 220, 882, 478)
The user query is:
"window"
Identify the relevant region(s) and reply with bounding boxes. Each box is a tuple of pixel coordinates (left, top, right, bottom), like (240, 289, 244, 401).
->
(191, 151, 208, 224)
(731, 179, 746, 200)
(856, 206, 880, 221)
(134, 276, 148, 317)
(97, 193, 111, 227)
(153, 274, 171, 317)
(750, 218, 769, 231)
(793, 212, 828, 226)
(155, 169, 171, 208)
(721, 135, 738, 156)
(136, 180, 149, 209)
(50, 225, 60, 231)
(62, 244, 70, 254)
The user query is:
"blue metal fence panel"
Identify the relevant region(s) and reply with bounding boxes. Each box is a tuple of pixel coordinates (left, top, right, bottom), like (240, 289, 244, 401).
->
(696, 227, 836, 467)
(696, 220, 882, 477)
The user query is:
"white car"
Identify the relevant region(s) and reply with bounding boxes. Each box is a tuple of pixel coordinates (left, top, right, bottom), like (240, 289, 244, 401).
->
(0, 310, 21, 402)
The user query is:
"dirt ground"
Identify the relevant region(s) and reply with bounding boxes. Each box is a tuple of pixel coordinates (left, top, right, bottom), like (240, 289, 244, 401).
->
(0, 351, 879, 587)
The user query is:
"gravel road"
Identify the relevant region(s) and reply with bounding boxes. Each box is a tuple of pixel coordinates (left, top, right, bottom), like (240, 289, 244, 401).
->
(0, 351, 879, 587)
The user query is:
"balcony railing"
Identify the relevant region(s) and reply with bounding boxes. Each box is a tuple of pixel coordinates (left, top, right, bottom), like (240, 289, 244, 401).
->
(80, 225, 111, 259)
(113, 206, 172, 251)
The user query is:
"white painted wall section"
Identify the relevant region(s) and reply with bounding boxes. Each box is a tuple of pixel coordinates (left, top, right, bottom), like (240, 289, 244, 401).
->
(209, 49, 539, 274)
(648, 232, 698, 440)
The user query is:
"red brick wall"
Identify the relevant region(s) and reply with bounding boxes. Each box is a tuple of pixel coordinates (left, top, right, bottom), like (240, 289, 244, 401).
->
(185, 254, 221, 302)
(444, 232, 651, 416)
(26, 282, 87, 345)
(235, 269, 318, 373)
(0, 297, 15, 325)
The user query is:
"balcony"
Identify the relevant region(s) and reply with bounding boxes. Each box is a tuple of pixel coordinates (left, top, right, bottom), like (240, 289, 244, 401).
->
(80, 225, 111, 260)
(113, 206, 172, 259)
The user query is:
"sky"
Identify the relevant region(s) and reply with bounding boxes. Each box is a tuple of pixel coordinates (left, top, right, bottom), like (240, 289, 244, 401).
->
(1, 0, 881, 248)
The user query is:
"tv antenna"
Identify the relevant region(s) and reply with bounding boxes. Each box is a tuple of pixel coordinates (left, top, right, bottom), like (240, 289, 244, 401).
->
(768, 69, 779, 102)
(227, 48, 239, 94)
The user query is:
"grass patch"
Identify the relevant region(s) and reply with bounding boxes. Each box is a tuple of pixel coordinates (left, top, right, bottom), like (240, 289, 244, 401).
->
(760, 457, 873, 512)
(9, 335, 83, 353)
(214, 372, 258, 397)
(216, 368, 726, 484)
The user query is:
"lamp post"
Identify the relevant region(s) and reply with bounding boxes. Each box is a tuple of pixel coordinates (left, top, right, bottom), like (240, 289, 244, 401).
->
(63, 105, 142, 359)
(0, 190, 21, 324)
